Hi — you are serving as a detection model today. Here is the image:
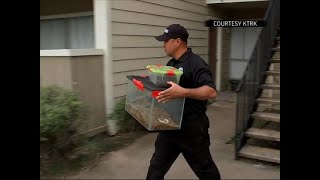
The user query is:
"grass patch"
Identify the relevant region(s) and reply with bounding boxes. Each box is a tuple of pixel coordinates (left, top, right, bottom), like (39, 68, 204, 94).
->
(40, 131, 148, 178)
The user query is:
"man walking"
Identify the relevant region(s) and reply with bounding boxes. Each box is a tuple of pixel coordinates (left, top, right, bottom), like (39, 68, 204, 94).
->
(146, 24, 221, 180)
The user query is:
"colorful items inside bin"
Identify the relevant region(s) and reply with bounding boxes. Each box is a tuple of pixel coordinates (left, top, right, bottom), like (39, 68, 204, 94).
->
(147, 65, 183, 88)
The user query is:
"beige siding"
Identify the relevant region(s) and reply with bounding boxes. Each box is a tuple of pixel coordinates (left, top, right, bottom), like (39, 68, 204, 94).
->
(111, 0, 216, 99)
(113, 57, 168, 73)
(71, 56, 106, 132)
(138, 0, 210, 15)
(112, 23, 208, 39)
(112, 0, 210, 22)
(113, 47, 207, 61)
(114, 95, 127, 105)
(40, 55, 106, 137)
(112, 47, 166, 61)
(183, 0, 209, 7)
(114, 83, 128, 98)
(113, 69, 149, 86)
(112, 35, 208, 48)
(112, 9, 207, 31)
(40, 57, 73, 89)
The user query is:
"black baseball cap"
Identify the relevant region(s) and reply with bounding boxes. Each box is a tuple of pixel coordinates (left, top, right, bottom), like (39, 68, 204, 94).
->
(155, 24, 189, 42)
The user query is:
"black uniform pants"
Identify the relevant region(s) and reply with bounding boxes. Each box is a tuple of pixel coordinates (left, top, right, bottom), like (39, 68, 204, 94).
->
(146, 117, 221, 180)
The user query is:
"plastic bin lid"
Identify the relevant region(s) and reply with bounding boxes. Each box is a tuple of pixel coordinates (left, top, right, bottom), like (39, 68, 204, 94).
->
(146, 65, 183, 76)
(127, 75, 168, 91)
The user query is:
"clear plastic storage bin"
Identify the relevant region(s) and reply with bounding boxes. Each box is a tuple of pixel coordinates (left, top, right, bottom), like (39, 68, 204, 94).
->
(147, 65, 183, 88)
(125, 75, 185, 131)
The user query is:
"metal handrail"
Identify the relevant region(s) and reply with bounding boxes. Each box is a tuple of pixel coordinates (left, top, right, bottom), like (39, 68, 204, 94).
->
(234, 0, 280, 155)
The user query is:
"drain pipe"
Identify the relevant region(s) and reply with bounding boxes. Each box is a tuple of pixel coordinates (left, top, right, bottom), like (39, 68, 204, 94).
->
(216, 27, 222, 91)
(94, 0, 117, 135)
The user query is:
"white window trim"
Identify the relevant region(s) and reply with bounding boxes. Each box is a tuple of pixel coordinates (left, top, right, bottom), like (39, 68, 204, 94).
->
(40, 11, 93, 20)
(40, 49, 104, 57)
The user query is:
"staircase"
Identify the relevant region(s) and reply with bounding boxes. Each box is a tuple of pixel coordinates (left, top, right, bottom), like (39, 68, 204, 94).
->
(238, 30, 280, 164)
(235, 0, 280, 165)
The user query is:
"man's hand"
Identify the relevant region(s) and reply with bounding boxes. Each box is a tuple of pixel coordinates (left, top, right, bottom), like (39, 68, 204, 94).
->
(156, 81, 187, 103)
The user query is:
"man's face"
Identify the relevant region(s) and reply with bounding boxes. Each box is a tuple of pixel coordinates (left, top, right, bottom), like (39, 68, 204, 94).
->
(163, 38, 179, 57)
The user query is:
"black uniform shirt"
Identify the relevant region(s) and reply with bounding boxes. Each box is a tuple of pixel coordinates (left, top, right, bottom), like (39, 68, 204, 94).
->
(166, 48, 216, 122)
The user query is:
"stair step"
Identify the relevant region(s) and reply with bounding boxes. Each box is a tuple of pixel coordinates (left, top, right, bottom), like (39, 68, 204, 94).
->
(245, 127, 280, 141)
(251, 112, 280, 122)
(264, 70, 280, 76)
(261, 84, 280, 90)
(272, 47, 280, 51)
(238, 145, 280, 164)
(257, 97, 280, 104)
(269, 58, 280, 63)
(276, 37, 280, 41)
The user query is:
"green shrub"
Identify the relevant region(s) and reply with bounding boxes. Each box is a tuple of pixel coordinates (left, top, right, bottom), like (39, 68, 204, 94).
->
(40, 86, 87, 153)
(108, 97, 145, 133)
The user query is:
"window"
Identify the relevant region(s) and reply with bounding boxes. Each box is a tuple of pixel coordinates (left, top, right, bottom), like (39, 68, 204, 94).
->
(40, 15, 94, 50)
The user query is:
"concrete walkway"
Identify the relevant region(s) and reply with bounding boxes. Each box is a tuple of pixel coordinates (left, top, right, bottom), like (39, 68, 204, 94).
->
(66, 91, 280, 179)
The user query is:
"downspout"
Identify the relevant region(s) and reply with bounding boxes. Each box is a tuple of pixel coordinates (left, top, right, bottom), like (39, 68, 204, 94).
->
(94, 0, 117, 135)
(216, 27, 222, 91)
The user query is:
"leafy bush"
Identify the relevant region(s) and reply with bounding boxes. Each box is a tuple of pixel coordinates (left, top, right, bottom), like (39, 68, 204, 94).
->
(108, 97, 145, 133)
(40, 86, 87, 154)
